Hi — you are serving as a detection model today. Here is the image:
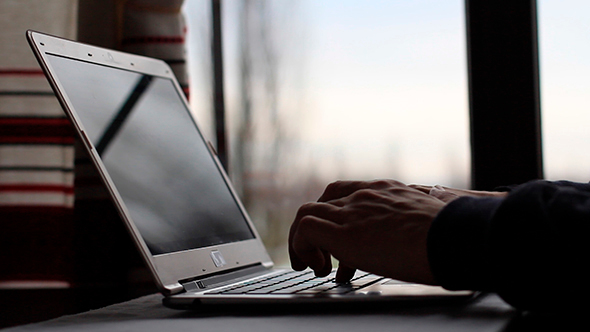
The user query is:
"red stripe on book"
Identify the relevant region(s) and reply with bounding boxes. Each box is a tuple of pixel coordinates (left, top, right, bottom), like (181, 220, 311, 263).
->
(0, 137, 75, 144)
(0, 69, 45, 76)
(0, 184, 74, 194)
(122, 35, 185, 45)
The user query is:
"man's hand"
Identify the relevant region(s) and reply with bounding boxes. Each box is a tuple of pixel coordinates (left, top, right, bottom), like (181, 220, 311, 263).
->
(288, 180, 445, 286)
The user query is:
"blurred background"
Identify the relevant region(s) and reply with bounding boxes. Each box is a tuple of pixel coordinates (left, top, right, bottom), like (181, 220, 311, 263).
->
(1, 0, 590, 328)
(184, 0, 590, 265)
(184, 0, 470, 265)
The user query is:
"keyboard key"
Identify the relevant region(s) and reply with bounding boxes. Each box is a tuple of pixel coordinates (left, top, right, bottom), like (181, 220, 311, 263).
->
(204, 270, 383, 296)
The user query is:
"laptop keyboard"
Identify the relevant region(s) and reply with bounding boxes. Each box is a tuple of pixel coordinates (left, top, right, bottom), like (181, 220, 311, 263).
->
(205, 270, 384, 295)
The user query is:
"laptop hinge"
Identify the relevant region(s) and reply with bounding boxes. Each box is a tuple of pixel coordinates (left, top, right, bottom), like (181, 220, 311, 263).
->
(181, 263, 269, 293)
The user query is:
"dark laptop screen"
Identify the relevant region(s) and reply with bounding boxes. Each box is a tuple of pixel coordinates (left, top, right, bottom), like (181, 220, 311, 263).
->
(45, 53, 254, 255)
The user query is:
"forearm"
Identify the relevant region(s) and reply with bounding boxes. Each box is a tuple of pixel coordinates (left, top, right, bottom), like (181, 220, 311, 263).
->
(427, 180, 590, 310)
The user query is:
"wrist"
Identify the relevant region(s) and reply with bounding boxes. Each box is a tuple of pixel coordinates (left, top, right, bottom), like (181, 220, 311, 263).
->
(427, 196, 503, 291)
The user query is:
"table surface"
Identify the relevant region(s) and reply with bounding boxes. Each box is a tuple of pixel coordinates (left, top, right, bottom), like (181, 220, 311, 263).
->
(2, 292, 578, 332)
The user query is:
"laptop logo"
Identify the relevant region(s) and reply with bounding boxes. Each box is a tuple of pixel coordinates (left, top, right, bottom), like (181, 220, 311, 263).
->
(210, 250, 226, 267)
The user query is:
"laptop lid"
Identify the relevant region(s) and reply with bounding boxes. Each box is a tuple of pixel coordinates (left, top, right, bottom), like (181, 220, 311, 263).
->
(27, 30, 273, 295)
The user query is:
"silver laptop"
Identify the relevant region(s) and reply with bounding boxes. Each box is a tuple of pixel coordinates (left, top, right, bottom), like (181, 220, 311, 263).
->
(27, 30, 473, 308)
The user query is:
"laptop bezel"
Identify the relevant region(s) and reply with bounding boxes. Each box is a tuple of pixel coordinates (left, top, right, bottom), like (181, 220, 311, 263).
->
(27, 30, 274, 295)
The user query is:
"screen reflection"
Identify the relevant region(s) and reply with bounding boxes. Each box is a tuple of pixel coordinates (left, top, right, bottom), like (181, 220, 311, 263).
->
(46, 54, 254, 255)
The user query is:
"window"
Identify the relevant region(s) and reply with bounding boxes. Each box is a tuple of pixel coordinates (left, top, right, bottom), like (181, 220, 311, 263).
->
(184, 0, 215, 141)
(185, 0, 469, 265)
(538, 0, 590, 182)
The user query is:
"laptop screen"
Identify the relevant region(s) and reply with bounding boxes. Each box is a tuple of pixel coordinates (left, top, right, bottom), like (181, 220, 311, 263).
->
(45, 53, 255, 255)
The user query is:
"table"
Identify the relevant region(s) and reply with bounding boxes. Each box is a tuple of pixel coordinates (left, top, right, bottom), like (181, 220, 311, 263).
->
(1, 293, 578, 331)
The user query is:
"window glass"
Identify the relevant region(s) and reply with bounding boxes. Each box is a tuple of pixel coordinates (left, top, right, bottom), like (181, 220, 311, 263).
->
(186, 0, 469, 265)
(184, 0, 215, 141)
(538, 0, 590, 182)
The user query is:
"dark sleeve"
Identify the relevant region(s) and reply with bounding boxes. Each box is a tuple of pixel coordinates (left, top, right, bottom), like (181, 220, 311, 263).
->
(427, 180, 590, 310)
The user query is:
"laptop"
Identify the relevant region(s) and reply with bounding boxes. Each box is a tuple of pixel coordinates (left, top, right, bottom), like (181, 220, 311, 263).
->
(27, 30, 473, 309)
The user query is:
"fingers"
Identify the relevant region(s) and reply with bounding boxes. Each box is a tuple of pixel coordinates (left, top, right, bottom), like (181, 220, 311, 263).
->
(317, 181, 359, 202)
(335, 263, 356, 283)
(291, 179, 408, 276)
(289, 179, 444, 284)
(318, 179, 406, 202)
(290, 214, 341, 277)
(289, 202, 343, 270)
(429, 185, 459, 203)
(408, 184, 432, 194)
(289, 244, 309, 271)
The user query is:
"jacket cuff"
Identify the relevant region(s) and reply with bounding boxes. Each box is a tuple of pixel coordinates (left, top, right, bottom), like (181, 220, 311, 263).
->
(427, 196, 503, 291)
